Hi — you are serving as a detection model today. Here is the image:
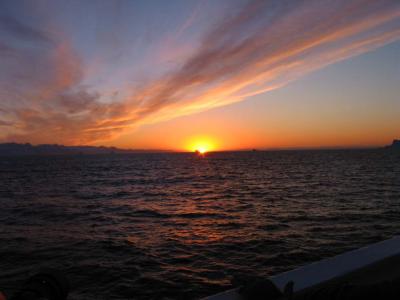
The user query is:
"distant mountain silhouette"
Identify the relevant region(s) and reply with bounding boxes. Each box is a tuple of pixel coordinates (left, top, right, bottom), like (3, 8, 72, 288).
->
(0, 143, 167, 156)
(386, 139, 400, 150)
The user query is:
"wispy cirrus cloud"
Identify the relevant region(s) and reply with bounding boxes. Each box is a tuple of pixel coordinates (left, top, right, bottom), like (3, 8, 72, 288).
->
(1, 0, 399, 145)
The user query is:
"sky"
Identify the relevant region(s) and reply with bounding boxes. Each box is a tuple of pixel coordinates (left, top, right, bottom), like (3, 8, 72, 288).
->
(0, 0, 399, 151)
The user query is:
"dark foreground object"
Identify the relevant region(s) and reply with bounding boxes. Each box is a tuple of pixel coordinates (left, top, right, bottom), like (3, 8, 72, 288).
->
(239, 277, 400, 300)
(294, 279, 400, 300)
(205, 246, 400, 300)
(6, 269, 69, 300)
(293, 254, 400, 300)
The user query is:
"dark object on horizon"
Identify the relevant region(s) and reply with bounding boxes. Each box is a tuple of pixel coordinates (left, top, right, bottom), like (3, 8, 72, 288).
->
(0, 143, 166, 156)
(387, 139, 400, 149)
(384, 139, 400, 150)
(7, 269, 69, 300)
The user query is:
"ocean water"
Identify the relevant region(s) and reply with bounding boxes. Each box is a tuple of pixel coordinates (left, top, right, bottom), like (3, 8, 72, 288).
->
(0, 150, 399, 299)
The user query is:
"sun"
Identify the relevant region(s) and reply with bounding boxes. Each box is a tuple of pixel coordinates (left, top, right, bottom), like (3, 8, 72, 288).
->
(196, 146, 208, 154)
(186, 136, 216, 154)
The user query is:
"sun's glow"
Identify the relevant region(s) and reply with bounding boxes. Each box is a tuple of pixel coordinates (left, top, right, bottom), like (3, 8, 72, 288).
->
(186, 136, 216, 153)
(197, 147, 207, 154)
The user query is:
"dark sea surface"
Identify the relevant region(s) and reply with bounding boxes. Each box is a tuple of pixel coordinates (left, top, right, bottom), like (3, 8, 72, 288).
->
(0, 150, 399, 299)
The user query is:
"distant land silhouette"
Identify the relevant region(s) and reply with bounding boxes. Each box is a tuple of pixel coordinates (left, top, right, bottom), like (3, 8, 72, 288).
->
(0, 143, 169, 156)
(386, 139, 400, 150)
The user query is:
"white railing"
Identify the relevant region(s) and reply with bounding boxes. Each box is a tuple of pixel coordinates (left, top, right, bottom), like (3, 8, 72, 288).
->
(202, 236, 400, 300)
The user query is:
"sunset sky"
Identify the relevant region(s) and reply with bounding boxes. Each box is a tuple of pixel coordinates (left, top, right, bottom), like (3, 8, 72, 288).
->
(0, 0, 399, 151)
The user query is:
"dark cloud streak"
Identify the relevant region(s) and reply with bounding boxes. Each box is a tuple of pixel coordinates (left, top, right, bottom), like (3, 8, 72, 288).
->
(0, 15, 54, 45)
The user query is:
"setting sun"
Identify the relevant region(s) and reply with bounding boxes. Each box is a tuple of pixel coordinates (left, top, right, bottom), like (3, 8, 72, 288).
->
(197, 147, 207, 154)
(186, 136, 217, 153)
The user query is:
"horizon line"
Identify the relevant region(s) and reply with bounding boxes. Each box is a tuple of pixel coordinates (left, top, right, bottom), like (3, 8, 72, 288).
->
(0, 141, 391, 153)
